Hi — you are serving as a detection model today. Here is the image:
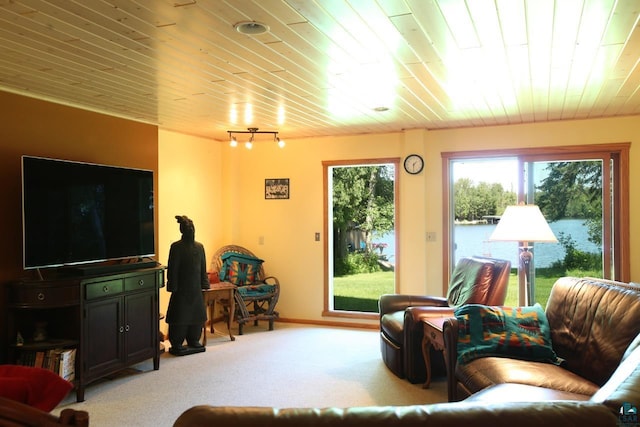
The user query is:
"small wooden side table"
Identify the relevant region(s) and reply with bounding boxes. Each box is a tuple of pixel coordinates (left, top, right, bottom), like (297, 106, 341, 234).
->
(202, 282, 236, 344)
(421, 317, 448, 389)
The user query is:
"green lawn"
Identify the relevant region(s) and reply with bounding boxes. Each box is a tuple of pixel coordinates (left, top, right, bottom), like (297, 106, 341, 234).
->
(504, 270, 556, 308)
(333, 268, 590, 312)
(333, 271, 394, 312)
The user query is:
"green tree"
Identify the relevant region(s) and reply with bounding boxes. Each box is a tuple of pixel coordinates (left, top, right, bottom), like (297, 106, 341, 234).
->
(454, 179, 515, 221)
(332, 165, 394, 269)
(454, 178, 474, 221)
(535, 161, 602, 245)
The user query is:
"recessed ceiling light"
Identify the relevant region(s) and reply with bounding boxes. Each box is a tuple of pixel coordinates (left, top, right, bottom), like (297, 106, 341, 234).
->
(234, 21, 270, 35)
(373, 106, 389, 112)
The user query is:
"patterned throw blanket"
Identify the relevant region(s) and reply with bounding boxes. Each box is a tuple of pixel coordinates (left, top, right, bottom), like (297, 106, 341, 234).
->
(454, 303, 560, 365)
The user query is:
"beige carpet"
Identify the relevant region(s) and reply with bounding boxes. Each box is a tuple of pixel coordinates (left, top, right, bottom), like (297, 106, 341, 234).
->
(53, 323, 447, 426)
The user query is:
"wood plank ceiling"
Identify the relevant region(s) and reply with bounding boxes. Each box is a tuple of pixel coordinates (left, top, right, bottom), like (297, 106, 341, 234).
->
(0, 0, 638, 141)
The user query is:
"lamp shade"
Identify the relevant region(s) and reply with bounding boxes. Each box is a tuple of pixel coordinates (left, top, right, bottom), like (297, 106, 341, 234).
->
(489, 205, 558, 243)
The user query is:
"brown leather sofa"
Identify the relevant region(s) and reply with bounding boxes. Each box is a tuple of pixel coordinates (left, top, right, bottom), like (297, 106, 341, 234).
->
(173, 276, 640, 426)
(173, 343, 640, 426)
(174, 402, 617, 426)
(443, 276, 640, 402)
(379, 256, 511, 383)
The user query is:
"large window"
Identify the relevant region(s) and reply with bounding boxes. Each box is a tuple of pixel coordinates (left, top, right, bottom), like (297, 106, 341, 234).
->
(443, 144, 629, 306)
(322, 158, 399, 319)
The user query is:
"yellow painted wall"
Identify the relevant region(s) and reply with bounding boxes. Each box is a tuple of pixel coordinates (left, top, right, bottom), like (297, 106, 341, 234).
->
(0, 90, 158, 356)
(157, 115, 639, 329)
(157, 129, 223, 336)
(2, 89, 638, 338)
(0, 91, 158, 283)
(223, 132, 436, 328)
(157, 130, 420, 328)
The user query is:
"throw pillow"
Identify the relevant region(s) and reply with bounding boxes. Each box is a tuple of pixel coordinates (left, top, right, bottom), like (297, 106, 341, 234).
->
(454, 303, 560, 365)
(220, 252, 263, 286)
(0, 365, 73, 412)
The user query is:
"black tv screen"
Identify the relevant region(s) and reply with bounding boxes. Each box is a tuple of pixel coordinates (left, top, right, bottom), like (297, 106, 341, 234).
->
(22, 156, 155, 270)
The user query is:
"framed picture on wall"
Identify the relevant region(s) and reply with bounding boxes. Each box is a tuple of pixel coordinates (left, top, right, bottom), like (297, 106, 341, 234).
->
(265, 178, 290, 199)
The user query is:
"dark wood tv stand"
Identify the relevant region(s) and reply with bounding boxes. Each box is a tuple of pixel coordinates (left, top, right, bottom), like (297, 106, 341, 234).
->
(6, 265, 165, 402)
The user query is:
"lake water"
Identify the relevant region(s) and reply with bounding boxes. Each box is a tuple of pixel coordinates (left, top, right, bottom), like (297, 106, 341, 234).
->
(453, 218, 600, 267)
(376, 218, 600, 268)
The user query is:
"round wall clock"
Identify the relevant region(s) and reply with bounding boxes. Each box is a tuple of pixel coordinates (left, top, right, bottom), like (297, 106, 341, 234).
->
(404, 154, 424, 174)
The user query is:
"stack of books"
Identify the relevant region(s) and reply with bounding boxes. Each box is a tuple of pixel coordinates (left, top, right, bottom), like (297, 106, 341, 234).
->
(16, 347, 76, 381)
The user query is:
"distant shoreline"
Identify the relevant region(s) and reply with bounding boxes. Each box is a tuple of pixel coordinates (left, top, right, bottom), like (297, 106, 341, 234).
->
(455, 219, 489, 225)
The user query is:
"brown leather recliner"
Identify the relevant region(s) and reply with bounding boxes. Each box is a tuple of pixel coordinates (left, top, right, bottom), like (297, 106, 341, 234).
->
(379, 256, 511, 384)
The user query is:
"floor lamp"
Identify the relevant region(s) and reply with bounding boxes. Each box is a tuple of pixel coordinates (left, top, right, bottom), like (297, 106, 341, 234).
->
(489, 204, 557, 306)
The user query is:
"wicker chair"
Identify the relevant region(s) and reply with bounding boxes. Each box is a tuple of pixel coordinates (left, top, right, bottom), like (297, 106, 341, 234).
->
(210, 245, 280, 335)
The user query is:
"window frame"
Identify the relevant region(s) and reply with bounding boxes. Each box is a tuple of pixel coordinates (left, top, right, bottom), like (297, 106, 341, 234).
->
(441, 143, 630, 294)
(322, 157, 400, 320)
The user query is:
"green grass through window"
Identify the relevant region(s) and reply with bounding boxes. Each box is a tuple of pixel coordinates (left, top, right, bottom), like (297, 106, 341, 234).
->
(333, 271, 394, 312)
(333, 268, 596, 313)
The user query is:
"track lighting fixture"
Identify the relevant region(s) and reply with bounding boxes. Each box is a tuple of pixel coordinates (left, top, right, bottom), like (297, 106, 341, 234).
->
(227, 128, 284, 149)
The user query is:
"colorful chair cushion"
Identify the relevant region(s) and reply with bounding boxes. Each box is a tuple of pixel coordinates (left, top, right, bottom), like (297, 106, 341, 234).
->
(237, 283, 277, 298)
(454, 303, 560, 365)
(220, 252, 264, 286)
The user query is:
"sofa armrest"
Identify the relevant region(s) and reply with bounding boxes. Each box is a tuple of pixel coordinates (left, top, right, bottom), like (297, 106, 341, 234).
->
(378, 294, 448, 316)
(174, 402, 617, 427)
(0, 396, 89, 427)
(591, 337, 640, 415)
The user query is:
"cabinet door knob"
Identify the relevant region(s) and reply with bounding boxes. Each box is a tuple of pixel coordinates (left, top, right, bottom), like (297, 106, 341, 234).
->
(138, 279, 144, 286)
(125, 325, 130, 332)
(119, 326, 124, 333)
(103, 286, 109, 293)
(37, 292, 45, 301)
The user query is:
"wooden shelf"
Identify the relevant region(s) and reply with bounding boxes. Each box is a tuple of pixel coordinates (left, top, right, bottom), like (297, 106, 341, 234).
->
(12, 338, 78, 351)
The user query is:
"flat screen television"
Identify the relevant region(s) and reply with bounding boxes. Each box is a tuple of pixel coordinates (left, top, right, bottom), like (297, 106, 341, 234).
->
(22, 156, 155, 270)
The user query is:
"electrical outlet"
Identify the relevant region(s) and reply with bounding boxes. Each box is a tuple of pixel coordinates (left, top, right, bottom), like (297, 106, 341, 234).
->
(426, 232, 436, 242)
(315, 232, 321, 241)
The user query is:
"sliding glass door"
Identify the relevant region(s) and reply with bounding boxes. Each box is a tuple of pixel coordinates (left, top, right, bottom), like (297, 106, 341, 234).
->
(323, 158, 398, 317)
(446, 144, 628, 307)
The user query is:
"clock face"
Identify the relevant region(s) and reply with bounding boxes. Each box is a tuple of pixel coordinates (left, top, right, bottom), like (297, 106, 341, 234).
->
(404, 154, 424, 174)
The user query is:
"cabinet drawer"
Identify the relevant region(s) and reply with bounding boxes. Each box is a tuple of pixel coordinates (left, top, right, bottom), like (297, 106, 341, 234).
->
(85, 279, 123, 300)
(11, 285, 79, 307)
(125, 273, 156, 292)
